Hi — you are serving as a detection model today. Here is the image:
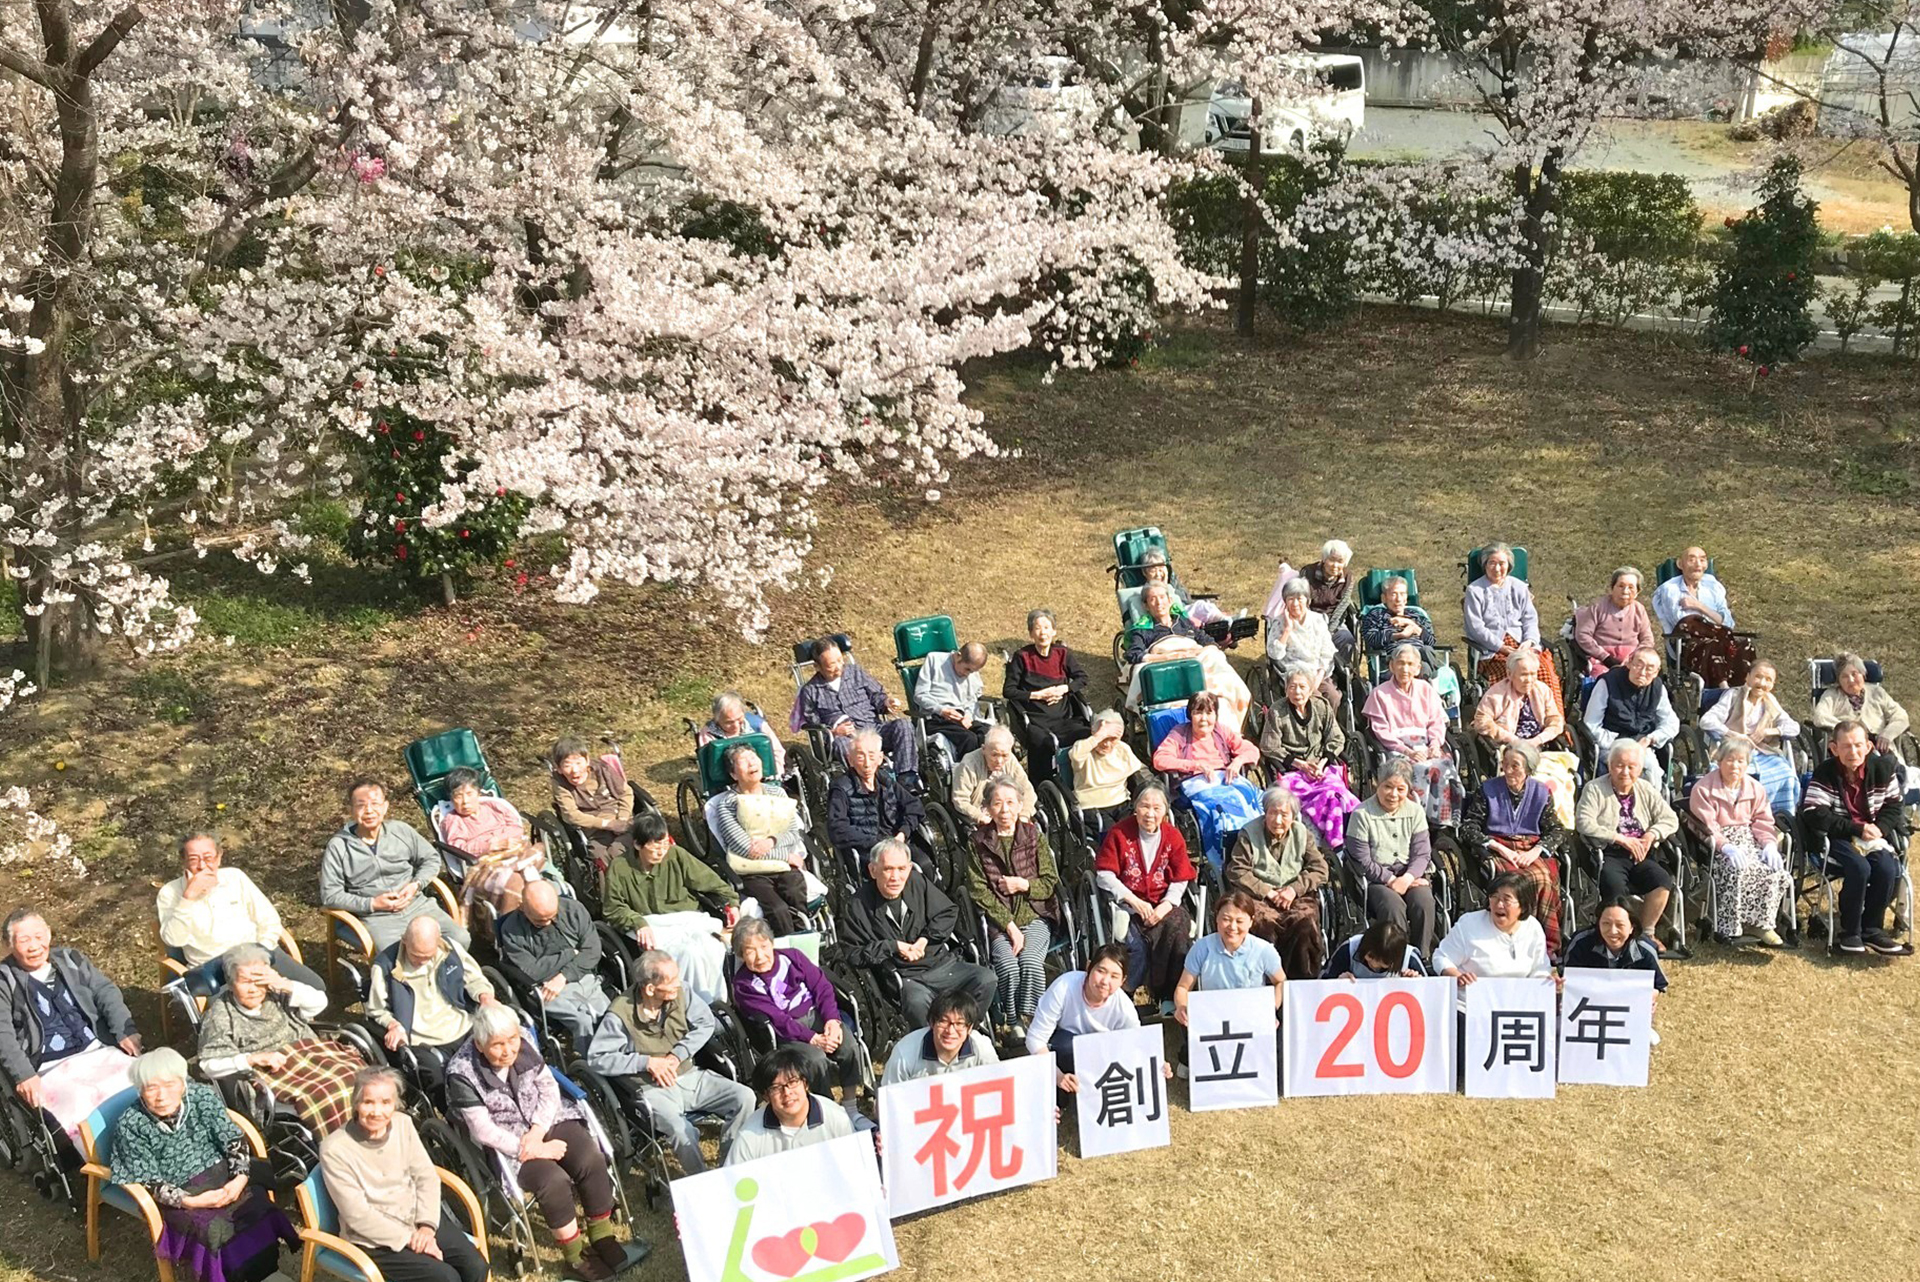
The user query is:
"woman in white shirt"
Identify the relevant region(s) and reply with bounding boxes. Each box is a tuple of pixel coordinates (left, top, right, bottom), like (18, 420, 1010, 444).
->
(1024, 944, 1139, 1093)
(1431, 874, 1551, 1003)
(1697, 660, 1801, 813)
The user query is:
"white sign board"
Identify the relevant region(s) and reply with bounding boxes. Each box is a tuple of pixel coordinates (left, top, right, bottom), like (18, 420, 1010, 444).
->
(1282, 977, 1455, 1097)
(1462, 977, 1558, 1099)
(1073, 1025, 1171, 1158)
(672, 1133, 897, 1282)
(879, 1053, 1057, 1216)
(1185, 986, 1279, 1111)
(1558, 969, 1656, 1087)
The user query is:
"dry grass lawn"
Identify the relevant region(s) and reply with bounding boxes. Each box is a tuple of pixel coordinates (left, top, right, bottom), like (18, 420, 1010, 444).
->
(3, 310, 1920, 1280)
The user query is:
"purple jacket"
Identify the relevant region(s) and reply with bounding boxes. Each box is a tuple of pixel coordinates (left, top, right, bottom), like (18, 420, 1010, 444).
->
(730, 948, 841, 1044)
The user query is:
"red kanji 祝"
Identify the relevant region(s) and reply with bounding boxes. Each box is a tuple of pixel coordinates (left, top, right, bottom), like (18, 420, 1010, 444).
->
(910, 1078, 1023, 1196)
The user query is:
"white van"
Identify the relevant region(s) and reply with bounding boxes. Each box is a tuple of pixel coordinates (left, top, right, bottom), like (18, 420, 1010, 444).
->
(1203, 52, 1366, 153)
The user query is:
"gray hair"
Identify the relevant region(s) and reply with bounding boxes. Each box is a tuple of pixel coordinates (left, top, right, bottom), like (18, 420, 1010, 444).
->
(851, 728, 883, 753)
(1025, 607, 1057, 632)
(1835, 652, 1866, 678)
(1389, 642, 1423, 665)
(1709, 736, 1752, 765)
(732, 916, 776, 956)
(636, 948, 677, 989)
(221, 942, 272, 985)
(1500, 742, 1540, 772)
(983, 779, 1021, 808)
(1830, 717, 1870, 745)
(1382, 575, 1408, 595)
(1610, 565, 1642, 589)
(2, 910, 45, 948)
(1281, 577, 1310, 601)
(1140, 548, 1168, 567)
(349, 1066, 404, 1110)
(470, 1000, 522, 1045)
(1606, 738, 1645, 766)
(711, 691, 747, 721)
(1259, 786, 1300, 817)
(1282, 664, 1315, 689)
(130, 1048, 190, 1091)
(869, 836, 912, 869)
(1320, 539, 1352, 562)
(178, 830, 222, 858)
(983, 724, 1016, 751)
(1486, 542, 1514, 565)
(1374, 757, 1415, 788)
(1091, 708, 1123, 734)
(1134, 782, 1170, 808)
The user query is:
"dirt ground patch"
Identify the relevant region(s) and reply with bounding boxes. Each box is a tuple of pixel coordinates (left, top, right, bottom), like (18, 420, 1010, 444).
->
(3, 310, 1920, 1279)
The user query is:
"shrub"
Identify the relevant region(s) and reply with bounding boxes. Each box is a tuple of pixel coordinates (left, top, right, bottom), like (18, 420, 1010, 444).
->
(1705, 155, 1821, 366)
(1548, 172, 1704, 328)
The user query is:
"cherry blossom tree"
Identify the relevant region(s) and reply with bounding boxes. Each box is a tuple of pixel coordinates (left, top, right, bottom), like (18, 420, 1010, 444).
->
(0, 0, 1230, 699)
(1401, 0, 1823, 357)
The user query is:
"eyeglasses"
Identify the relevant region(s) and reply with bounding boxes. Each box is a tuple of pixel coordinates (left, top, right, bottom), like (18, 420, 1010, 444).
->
(932, 1017, 973, 1031)
(768, 1076, 808, 1094)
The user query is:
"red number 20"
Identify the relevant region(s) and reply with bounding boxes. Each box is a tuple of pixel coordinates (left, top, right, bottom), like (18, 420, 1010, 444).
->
(1314, 990, 1427, 1079)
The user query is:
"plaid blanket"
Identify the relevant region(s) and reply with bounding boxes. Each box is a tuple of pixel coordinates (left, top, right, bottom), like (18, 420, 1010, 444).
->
(257, 1039, 363, 1136)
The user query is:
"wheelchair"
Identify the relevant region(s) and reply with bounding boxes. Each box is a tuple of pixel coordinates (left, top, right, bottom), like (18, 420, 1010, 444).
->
(1805, 655, 1920, 776)
(1106, 525, 1257, 675)
(1653, 554, 1759, 717)
(484, 919, 648, 1068)
(204, 1017, 387, 1187)
(675, 705, 807, 860)
(722, 950, 879, 1100)
(1033, 744, 1134, 970)
(891, 615, 1005, 805)
(403, 728, 571, 940)
(1247, 611, 1362, 749)
(963, 863, 1084, 1033)
(1349, 566, 1466, 726)
(1458, 543, 1575, 710)
(0, 1056, 83, 1208)
(1675, 765, 1798, 948)
(697, 775, 842, 947)
(543, 734, 668, 920)
(156, 919, 309, 1041)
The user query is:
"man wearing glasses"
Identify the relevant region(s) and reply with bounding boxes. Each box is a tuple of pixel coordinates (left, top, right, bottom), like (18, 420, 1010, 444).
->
(879, 992, 1000, 1085)
(725, 1046, 859, 1165)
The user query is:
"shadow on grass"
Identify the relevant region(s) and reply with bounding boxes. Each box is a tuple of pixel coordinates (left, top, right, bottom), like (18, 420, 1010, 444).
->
(168, 550, 426, 648)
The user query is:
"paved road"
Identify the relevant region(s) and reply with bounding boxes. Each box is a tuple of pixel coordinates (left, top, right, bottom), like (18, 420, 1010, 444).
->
(1348, 107, 1816, 208)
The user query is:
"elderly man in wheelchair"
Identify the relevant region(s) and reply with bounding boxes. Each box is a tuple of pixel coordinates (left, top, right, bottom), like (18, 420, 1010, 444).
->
(1801, 720, 1915, 956)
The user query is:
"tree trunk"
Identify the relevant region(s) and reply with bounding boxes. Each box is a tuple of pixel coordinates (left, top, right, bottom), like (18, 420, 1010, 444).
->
(1506, 152, 1562, 360)
(1235, 99, 1264, 338)
(440, 571, 457, 606)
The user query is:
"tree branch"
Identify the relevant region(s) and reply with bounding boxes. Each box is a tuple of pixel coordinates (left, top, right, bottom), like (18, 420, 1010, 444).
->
(73, 2, 140, 77)
(0, 42, 53, 87)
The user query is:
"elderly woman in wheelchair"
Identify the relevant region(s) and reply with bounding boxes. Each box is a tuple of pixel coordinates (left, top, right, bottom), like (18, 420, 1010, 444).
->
(1362, 644, 1463, 825)
(197, 945, 370, 1141)
(435, 767, 554, 917)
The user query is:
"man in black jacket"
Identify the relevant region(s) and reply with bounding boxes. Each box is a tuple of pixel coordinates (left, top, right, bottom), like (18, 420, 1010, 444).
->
(495, 881, 610, 1045)
(839, 839, 994, 1026)
(1800, 720, 1913, 956)
(0, 908, 141, 1135)
(826, 732, 936, 882)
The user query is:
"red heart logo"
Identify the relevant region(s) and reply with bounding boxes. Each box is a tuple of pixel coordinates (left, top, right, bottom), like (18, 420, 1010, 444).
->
(808, 1214, 866, 1263)
(750, 1229, 811, 1278)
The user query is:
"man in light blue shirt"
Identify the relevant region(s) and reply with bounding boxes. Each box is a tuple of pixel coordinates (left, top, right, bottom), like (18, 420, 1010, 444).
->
(913, 643, 989, 758)
(1650, 546, 1734, 633)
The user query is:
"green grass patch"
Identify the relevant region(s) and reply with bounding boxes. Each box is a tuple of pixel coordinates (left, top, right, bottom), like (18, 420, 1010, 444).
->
(128, 666, 212, 724)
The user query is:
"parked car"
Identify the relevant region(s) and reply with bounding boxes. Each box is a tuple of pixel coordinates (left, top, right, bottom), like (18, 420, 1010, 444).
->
(981, 55, 1137, 145)
(1204, 53, 1366, 153)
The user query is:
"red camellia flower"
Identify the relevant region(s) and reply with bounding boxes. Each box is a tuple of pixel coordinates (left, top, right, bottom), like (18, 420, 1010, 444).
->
(395, 544, 408, 559)
(376, 421, 389, 434)
(412, 429, 425, 441)
(494, 486, 505, 496)
(504, 558, 515, 568)
(1723, 216, 1735, 228)
(390, 449, 399, 459)
(1758, 366, 1770, 376)
(394, 519, 407, 533)
(374, 265, 387, 277)
(460, 529, 470, 539)
(394, 491, 406, 504)
(1738, 345, 1749, 356)
(1786, 272, 1796, 281)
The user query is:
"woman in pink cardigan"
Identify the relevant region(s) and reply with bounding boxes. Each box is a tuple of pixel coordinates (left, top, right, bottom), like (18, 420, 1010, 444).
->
(1686, 738, 1790, 946)
(1362, 644, 1462, 825)
(1153, 692, 1260, 872)
(1573, 567, 1658, 676)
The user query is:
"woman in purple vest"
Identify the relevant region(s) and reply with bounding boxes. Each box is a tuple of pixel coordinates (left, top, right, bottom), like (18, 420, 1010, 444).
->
(1459, 742, 1566, 959)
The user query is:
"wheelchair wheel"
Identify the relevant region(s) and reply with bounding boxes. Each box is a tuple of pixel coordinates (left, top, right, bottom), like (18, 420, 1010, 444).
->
(675, 775, 709, 858)
(791, 743, 832, 833)
(1110, 630, 1127, 684)
(923, 802, 965, 891)
(567, 1063, 637, 1172)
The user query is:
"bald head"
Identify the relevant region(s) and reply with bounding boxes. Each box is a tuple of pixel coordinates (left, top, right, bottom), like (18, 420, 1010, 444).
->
(402, 915, 443, 963)
(521, 879, 560, 926)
